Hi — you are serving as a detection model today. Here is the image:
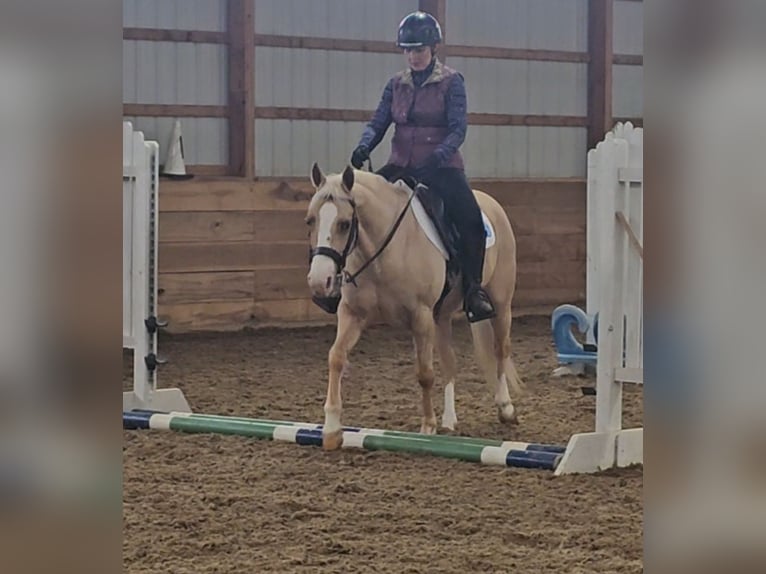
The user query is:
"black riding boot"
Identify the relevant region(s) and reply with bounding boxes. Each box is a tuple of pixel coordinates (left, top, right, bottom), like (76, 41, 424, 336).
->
(424, 167, 497, 322)
(459, 226, 496, 323)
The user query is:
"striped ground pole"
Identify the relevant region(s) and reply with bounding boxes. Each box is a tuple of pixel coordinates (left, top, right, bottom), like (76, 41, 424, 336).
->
(123, 410, 565, 471)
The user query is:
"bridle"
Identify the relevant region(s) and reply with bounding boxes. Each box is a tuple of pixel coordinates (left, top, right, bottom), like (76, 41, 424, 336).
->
(308, 184, 416, 313)
(308, 197, 360, 283)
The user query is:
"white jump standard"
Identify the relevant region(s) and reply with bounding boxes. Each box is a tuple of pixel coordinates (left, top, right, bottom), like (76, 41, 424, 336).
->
(122, 122, 190, 413)
(554, 123, 644, 475)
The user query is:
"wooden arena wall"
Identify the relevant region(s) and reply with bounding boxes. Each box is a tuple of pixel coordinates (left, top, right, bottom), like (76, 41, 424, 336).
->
(156, 176, 586, 331)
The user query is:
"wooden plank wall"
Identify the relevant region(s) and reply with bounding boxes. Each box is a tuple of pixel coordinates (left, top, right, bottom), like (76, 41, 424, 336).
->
(157, 177, 585, 332)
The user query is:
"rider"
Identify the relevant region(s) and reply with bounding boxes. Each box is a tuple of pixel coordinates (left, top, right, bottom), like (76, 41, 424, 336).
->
(349, 11, 496, 323)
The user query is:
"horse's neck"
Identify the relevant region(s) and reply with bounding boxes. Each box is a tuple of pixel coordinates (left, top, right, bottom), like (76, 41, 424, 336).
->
(351, 180, 410, 257)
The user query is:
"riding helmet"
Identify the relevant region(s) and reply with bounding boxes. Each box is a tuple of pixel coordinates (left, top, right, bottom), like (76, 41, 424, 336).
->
(396, 11, 443, 48)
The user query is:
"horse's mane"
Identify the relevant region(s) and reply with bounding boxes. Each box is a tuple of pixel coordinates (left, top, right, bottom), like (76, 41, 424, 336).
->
(310, 169, 409, 210)
(351, 170, 408, 196)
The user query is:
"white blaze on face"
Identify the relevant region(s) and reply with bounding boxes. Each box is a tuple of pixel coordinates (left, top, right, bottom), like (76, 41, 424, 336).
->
(307, 201, 339, 295)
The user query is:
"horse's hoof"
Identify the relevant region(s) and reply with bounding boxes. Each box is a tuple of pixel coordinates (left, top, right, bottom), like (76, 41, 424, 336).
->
(420, 421, 438, 435)
(497, 403, 518, 425)
(322, 429, 343, 451)
(441, 414, 458, 432)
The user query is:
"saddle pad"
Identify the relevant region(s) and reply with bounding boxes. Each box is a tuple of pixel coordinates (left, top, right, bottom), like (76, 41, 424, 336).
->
(482, 211, 496, 248)
(394, 180, 496, 260)
(411, 194, 450, 260)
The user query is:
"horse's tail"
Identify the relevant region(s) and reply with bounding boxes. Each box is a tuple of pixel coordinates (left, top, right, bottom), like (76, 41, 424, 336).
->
(469, 320, 502, 390)
(470, 311, 527, 405)
(502, 352, 526, 396)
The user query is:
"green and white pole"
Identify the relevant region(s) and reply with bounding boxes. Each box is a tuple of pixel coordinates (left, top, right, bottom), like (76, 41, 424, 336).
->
(124, 410, 564, 471)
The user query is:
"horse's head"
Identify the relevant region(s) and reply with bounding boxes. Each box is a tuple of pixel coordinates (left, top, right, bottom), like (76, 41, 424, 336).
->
(306, 162, 358, 305)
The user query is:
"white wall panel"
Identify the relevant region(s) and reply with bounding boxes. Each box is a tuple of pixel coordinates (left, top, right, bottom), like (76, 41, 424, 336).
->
(123, 0, 227, 31)
(123, 41, 227, 105)
(461, 126, 586, 179)
(526, 126, 586, 177)
(614, 0, 643, 55)
(255, 119, 394, 177)
(446, 0, 587, 52)
(613, 65, 643, 119)
(527, 0, 588, 52)
(254, 48, 587, 118)
(254, 0, 418, 41)
(613, 0, 643, 120)
(255, 48, 404, 109)
(255, 119, 585, 178)
(448, 57, 587, 116)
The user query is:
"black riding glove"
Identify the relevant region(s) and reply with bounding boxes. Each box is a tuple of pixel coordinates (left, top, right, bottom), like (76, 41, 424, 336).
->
(412, 152, 443, 184)
(350, 145, 370, 169)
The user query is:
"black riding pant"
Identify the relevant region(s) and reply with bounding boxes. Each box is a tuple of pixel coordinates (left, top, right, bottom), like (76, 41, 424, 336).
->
(376, 164, 486, 289)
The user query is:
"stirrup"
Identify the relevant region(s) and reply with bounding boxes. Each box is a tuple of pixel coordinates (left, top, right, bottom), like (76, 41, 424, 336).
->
(464, 286, 496, 323)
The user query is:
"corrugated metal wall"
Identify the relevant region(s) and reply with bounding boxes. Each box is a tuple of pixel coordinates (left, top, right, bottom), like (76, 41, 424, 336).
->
(252, 0, 418, 176)
(448, 56, 587, 178)
(446, 0, 588, 51)
(253, 46, 404, 176)
(613, 0, 643, 120)
(121, 0, 642, 175)
(253, 0, 589, 178)
(123, 0, 227, 30)
(442, 0, 588, 178)
(254, 0, 417, 39)
(123, 0, 228, 166)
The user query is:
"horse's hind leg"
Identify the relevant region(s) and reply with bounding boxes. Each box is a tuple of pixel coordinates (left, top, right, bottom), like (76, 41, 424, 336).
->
(322, 304, 365, 451)
(435, 315, 459, 431)
(412, 308, 437, 435)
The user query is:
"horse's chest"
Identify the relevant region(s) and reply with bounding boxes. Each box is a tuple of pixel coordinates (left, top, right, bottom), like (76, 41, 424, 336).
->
(342, 285, 408, 326)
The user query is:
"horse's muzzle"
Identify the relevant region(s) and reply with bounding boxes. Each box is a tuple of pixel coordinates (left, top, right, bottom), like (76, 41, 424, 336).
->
(309, 272, 343, 314)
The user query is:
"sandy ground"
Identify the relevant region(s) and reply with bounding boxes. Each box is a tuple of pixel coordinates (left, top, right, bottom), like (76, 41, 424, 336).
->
(123, 314, 642, 573)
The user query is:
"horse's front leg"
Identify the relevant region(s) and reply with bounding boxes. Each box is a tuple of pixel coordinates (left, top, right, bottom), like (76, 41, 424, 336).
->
(323, 303, 365, 451)
(412, 308, 437, 435)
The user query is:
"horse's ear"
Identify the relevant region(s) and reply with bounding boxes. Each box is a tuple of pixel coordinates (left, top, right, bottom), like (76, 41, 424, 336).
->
(310, 162, 326, 189)
(341, 164, 354, 192)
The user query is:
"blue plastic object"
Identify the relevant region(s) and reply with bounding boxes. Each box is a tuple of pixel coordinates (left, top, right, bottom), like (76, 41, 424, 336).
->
(551, 304, 598, 366)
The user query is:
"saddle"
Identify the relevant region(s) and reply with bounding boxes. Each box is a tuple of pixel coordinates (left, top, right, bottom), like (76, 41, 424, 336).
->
(399, 177, 462, 315)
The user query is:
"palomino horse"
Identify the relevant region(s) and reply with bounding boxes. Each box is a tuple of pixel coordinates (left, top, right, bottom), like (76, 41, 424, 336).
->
(306, 163, 524, 450)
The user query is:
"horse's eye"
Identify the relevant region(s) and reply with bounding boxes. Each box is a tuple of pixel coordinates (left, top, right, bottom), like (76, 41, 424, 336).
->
(338, 220, 350, 233)
(306, 217, 315, 226)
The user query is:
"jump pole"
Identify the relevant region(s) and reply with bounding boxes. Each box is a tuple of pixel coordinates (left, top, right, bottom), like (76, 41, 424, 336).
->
(124, 410, 565, 471)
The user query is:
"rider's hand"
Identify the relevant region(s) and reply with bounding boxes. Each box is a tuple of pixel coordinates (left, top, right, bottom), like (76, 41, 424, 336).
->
(350, 145, 370, 169)
(412, 152, 442, 183)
